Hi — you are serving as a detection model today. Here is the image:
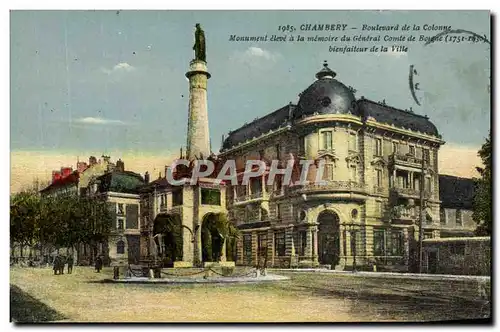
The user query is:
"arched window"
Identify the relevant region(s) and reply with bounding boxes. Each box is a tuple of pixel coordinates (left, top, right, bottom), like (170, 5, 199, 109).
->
(117, 240, 125, 254)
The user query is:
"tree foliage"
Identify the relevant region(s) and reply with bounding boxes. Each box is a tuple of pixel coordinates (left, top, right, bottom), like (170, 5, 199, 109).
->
(10, 192, 112, 254)
(473, 132, 492, 235)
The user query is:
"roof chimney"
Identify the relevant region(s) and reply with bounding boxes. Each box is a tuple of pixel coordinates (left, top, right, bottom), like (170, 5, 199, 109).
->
(52, 171, 62, 182)
(144, 171, 150, 184)
(61, 167, 73, 178)
(89, 156, 97, 166)
(116, 159, 125, 172)
(77, 161, 88, 173)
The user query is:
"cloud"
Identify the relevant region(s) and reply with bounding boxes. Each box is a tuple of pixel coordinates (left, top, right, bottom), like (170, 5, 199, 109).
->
(72, 117, 126, 126)
(231, 47, 281, 63)
(101, 62, 136, 75)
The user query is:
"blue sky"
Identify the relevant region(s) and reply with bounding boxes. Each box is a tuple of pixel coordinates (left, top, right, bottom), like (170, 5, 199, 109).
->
(9, 10, 490, 191)
(11, 10, 490, 152)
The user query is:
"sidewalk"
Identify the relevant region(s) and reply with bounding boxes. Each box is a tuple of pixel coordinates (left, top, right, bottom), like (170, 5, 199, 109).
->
(269, 268, 490, 282)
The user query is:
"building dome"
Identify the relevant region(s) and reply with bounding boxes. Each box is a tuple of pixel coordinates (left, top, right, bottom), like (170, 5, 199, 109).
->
(294, 61, 357, 119)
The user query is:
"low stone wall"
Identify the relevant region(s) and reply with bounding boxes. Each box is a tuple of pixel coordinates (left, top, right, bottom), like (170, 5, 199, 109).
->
(423, 237, 491, 276)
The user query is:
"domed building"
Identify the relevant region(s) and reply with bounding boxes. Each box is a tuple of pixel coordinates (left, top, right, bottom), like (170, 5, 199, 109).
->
(219, 61, 445, 271)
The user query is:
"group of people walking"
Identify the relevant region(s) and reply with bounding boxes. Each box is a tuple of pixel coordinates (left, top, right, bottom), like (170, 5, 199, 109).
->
(53, 255, 104, 275)
(53, 255, 74, 275)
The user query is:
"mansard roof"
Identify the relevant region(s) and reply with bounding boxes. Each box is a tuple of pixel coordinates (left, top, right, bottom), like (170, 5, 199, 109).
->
(96, 171, 144, 194)
(221, 104, 294, 151)
(358, 98, 439, 137)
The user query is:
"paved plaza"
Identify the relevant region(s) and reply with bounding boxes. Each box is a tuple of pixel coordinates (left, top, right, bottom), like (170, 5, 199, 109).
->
(10, 267, 490, 323)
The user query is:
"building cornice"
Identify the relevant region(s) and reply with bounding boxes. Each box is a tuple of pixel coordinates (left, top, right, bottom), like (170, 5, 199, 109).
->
(219, 125, 291, 156)
(106, 192, 141, 199)
(365, 119, 445, 144)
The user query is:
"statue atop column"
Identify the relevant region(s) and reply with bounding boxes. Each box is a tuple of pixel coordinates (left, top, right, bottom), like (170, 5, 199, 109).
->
(193, 23, 206, 62)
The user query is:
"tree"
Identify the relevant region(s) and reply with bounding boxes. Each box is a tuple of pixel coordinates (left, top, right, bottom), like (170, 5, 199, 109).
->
(473, 132, 492, 235)
(10, 191, 41, 257)
(10, 190, 113, 261)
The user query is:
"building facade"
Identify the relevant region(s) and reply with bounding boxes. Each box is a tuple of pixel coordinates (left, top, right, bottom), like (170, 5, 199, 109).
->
(86, 166, 144, 266)
(219, 62, 446, 271)
(438, 175, 476, 238)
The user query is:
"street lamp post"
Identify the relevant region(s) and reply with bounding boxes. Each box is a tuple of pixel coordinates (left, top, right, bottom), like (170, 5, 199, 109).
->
(349, 224, 358, 272)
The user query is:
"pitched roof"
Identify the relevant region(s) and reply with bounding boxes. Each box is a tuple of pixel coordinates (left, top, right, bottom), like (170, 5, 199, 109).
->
(39, 171, 79, 193)
(439, 174, 475, 209)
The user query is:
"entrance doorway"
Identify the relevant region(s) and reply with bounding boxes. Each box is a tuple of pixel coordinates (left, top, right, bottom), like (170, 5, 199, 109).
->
(317, 210, 341, 267)
(201, 213, 225, 263)
(428, 251, 438, 274)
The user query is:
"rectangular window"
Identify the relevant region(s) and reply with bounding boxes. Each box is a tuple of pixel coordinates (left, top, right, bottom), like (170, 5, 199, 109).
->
(276, 204, 281, 220)
(160, 195, 165, 208)
(126, 204, 138, 229)
(298, 136, 306, 156)
(374, 138, 382, 156)
(373, 229, 385, 256)
(201, 188, 221, 205)
(274, 176, 283, 194)
(117, 218, 125, 230)
(350, 165, 357, 182)
(409, 145, 416, 156)
(258, 233, 267, 258)
(423, 148, 430, 162)
(424, 231, 433, 239)
(321, 131, 333, 150)
(440, 209, 446, 224)
(243, 235, 253, 263)
(324, 163, 334, 181)
(300, 231, 307, 256)
(172, 189, 183, 206)
(348, 133, 357, 151)
(117, 203, 125, 215)
(276, 144, 281, 159)
(456, 210, 463, 226)
(392, 142, 399, 154)
(390, 231, 404, 256)
(376, 169, 383, 187)
(425, 177, 431, 192)
(250, 177, 262, 197)
(274, 232, 286, 256)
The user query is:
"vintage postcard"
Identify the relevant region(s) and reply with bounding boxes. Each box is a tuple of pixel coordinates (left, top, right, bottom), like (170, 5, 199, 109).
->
(9, 10, 491, 323)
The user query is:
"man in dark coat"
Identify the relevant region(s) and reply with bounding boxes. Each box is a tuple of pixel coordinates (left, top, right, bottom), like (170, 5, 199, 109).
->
(67, 255, 74, 274)
(58, 255, 65, 275)
(95, 256, 103, 273)
(53, 256, 60, 275)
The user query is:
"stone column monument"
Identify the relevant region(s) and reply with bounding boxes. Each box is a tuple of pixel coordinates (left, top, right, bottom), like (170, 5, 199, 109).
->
(185, 23, 211, 160)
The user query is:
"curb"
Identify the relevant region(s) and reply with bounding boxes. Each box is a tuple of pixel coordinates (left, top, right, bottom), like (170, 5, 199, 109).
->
(269, 269, 490, 282)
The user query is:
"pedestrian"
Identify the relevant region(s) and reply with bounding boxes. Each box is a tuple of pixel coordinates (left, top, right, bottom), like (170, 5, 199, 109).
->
(67, 255, 74, 274)
(59, 255, 65, 275)
(53, 256, 60, 275)
(95, 256, 103, 273)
